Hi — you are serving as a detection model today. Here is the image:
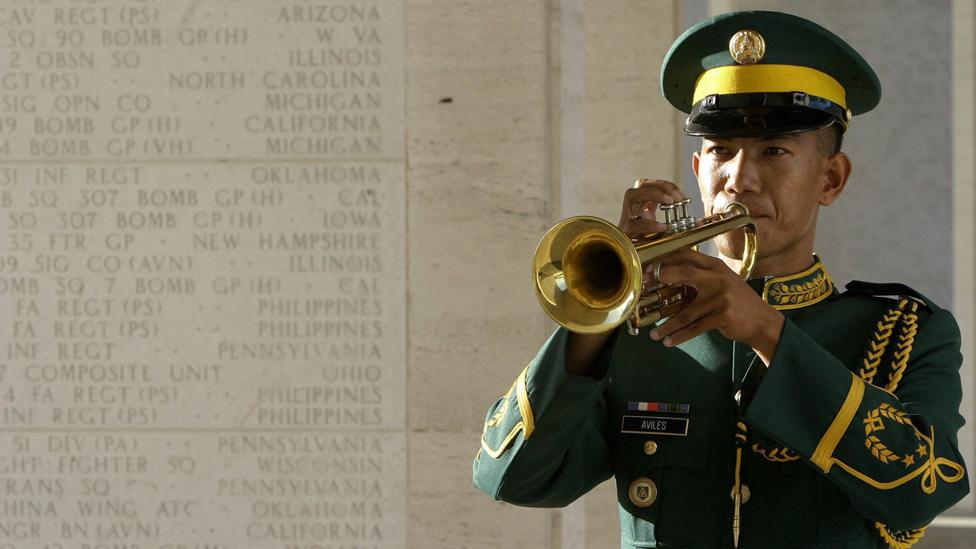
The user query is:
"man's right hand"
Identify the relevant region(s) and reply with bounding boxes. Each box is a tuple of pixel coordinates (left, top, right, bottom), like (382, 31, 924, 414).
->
(618, 178, 686, 235)
(565, 178, 687, 378)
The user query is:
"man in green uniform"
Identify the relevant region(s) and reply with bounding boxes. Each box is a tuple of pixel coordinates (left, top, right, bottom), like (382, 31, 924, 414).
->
(472, 10, 969, 549)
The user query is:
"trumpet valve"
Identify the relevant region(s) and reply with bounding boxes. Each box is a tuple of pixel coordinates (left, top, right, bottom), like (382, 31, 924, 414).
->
(660, 203, 678, 233)
(676, 197, 697, 232)
(661, 199, 699, 233)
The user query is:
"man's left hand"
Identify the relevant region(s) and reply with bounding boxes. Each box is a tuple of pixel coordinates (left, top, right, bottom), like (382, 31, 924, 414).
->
(648, 249, 785, 365)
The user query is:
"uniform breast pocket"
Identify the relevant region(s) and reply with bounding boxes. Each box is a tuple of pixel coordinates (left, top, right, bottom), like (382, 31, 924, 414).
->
(615, 416, 710, 548)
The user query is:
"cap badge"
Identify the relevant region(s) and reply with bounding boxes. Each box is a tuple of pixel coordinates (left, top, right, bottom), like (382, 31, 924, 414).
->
(729, 30, 766, 65)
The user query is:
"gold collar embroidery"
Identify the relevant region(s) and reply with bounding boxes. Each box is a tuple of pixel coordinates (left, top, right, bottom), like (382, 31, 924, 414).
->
(759, 255, 834, 310)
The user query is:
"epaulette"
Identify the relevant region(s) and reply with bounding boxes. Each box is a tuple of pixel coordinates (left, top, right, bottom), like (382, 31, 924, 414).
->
(842, 280, 938, 312)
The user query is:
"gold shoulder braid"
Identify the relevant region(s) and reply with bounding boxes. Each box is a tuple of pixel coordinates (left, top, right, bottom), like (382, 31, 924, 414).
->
(857, 304, 906, 386)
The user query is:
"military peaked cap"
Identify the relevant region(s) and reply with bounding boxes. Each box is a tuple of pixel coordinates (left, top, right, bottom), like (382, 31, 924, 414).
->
(661, 11, 881, 137)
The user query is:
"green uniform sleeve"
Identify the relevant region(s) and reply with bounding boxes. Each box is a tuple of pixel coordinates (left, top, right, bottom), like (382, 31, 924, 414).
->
(471, 326, 621, 507)
(744, 307, 970, 531)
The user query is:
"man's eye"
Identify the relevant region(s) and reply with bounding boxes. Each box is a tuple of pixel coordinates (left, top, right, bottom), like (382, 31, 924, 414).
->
(764, 147, 788, 155)
(709, 146, 731, 155)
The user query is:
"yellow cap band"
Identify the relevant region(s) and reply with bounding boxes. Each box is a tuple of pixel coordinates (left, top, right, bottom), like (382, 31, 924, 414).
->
(692, 64, 847, 109)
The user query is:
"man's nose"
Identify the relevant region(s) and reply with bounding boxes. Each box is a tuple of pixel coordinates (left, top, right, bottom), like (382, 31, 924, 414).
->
(723, 150, 759, 195)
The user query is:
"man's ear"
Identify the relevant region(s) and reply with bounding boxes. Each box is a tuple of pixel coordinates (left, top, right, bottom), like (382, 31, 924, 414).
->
(692, 150, 700, 180)
(819, 152, 851, 206)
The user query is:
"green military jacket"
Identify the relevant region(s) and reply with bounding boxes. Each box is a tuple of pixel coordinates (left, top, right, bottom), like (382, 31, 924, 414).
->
(473, 259, 969, 548)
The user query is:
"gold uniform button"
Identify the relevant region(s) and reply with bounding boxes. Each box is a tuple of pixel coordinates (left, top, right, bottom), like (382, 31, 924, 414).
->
(644, 440, 658, 455)
(730, 484, 751, 504)
(629, 477, 657, 508)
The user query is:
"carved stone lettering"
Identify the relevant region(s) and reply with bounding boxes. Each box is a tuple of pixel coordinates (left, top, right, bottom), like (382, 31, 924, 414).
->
(0, 1, 406, 546)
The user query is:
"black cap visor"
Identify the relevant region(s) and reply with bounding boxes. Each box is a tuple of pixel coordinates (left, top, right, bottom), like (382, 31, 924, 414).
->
(685, 92, 847, 137)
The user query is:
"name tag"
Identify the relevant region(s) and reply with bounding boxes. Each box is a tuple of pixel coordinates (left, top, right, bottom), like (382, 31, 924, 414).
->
(620, 415, 689, 436)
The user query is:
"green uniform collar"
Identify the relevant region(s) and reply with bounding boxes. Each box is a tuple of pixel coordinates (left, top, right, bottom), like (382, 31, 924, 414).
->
(748, 254, 835, 310)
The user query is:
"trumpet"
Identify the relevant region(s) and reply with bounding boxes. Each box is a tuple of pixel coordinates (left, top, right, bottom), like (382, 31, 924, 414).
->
(532, 200, 758, 335)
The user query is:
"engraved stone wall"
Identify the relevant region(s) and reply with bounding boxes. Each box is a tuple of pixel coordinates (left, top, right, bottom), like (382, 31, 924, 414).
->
(0, 1, 406, 547)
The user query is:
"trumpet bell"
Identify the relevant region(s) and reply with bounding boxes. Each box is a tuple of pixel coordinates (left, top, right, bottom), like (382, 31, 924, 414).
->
(533, 216, 643, 334)
(532, 202, 757, 335)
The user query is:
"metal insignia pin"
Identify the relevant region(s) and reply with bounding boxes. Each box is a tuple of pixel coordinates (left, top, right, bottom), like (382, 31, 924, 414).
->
(628, 477, 658, 508)
(729, 30, 766, 65)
